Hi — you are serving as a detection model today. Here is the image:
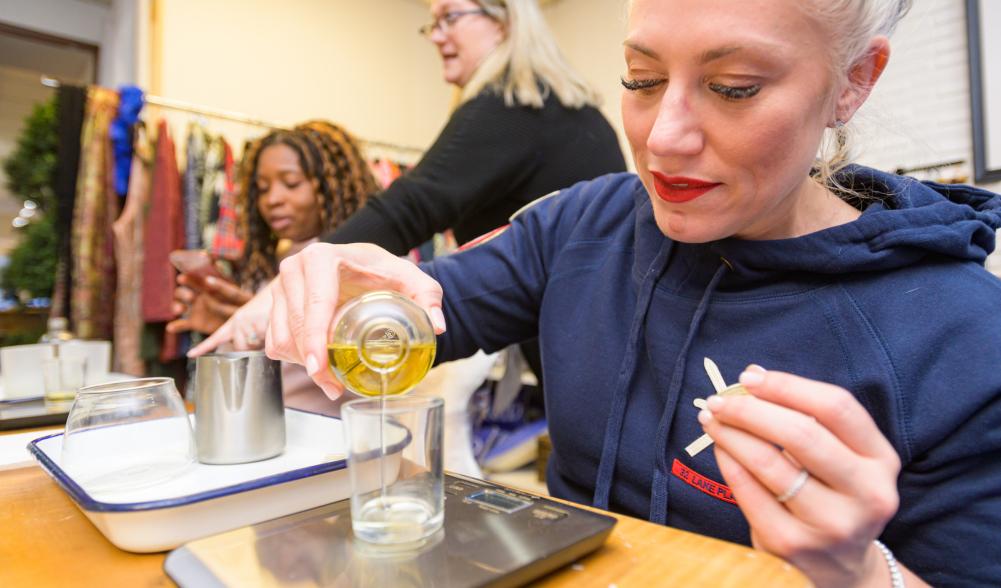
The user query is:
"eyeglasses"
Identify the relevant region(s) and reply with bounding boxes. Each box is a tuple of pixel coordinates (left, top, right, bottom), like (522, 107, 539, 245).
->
(418, 9, 489, 37)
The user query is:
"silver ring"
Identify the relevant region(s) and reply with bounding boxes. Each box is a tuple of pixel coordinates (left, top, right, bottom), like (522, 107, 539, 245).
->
(776, 469, 809, 503)
(246, 331, 260, 344)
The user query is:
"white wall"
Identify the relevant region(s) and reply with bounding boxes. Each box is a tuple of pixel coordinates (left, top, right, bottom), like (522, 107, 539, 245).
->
(147, 0, 452, 161)
(7, 0, 998, 192)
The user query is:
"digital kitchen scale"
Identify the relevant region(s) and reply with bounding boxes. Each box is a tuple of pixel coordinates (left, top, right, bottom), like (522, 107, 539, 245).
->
(0, 397, 70, 431)
(165, 473, 616, 587)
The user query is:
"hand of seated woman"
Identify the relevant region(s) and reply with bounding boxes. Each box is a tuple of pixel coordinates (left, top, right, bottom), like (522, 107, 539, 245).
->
(186, 279, 273, 355)
(167, 274, 254, 336)
(698, 366, 904, 588)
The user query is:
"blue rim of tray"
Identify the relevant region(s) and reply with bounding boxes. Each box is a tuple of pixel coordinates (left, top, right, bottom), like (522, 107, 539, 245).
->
(27, 407, 411, 513)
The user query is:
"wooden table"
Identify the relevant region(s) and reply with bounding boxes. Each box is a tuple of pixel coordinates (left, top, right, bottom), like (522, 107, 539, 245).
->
(0, 460, 810, 588)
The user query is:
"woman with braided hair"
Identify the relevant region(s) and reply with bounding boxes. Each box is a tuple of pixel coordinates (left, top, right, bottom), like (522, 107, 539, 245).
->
(168, 121, 378, 412)
(235, 121, 378, 292)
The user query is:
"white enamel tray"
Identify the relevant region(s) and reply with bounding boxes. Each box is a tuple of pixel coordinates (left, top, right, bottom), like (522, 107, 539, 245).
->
(28, 408, 409, 553)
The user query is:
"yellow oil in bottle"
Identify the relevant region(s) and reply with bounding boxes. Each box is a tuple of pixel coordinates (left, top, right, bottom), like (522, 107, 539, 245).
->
(327, 342, 436, 396)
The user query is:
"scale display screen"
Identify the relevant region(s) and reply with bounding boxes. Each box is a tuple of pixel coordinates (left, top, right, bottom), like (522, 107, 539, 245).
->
(467, 489, 532, 513)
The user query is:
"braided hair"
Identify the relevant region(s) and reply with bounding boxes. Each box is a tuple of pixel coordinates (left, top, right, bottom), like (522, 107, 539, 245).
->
(236, 121, 379, 289)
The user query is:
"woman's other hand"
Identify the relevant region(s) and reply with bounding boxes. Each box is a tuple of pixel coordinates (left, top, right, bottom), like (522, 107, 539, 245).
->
(265, 242, 446, 400)
(186, 280, 272, 355)
(698, 366, 909, 588)
(167, 274, 254, 336)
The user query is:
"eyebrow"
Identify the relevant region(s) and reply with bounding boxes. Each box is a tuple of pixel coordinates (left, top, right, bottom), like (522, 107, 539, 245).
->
(699, 45, 744, 64)
(435, 2, 462, 15)
(624, 41, 660, 60)
(625, 41, 785, 65)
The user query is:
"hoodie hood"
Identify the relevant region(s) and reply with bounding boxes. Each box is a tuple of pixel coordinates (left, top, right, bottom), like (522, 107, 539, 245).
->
(610, 165, 1001, 524)
(710, 165, 1001, 279)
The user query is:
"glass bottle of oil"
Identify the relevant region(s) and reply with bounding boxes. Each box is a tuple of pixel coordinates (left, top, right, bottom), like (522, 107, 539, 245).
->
(327, 291, 436, 397)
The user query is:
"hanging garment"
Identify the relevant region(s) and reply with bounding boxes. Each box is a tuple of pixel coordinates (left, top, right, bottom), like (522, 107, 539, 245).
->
(70, 87, 120, 340)
(198, 136, 231, 249)
(111, 124, 153, 376)
(50, 84, 87, 320)
(141, 120, 181, 323)
(367, 158, 403, 189)
(142, 119, 186, 362)
(209, 144, 243, 261)
(109, 86, 145, 197)
(183, 123, 207, 249)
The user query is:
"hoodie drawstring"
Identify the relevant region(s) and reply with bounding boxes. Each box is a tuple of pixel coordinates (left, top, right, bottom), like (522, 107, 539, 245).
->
(592, 240, 673, 510)
(649, 260, 729, 524)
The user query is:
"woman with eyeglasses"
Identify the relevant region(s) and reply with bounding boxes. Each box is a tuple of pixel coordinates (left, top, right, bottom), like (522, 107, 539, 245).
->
(191, 0, 624, 393)
(319, 0, 625, 254)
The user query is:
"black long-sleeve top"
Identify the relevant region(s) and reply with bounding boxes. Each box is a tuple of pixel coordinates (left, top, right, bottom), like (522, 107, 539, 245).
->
(322, 90, 627, 254)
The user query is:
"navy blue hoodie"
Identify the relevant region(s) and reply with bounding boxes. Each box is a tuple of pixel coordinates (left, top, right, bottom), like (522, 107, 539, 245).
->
(424, 167, 1001, 586)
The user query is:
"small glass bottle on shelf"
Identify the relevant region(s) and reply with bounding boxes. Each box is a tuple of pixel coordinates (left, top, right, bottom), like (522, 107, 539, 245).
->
(39, 316, 75, 344)
(39, 317, 82, 406)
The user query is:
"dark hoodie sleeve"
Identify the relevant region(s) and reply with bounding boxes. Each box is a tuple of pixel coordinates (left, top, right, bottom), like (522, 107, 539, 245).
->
(886, 387, 1001, 586)
(321, 92, 539, 255)
(868, 272, 1001, 586)
(880, 330, 1001, 584)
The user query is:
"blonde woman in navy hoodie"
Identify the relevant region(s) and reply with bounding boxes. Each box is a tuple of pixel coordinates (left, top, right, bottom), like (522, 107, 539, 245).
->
(263, 1, 999, 586)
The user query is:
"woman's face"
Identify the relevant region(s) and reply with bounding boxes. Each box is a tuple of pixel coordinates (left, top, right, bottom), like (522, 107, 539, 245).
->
(622, 0, 844, 242)
(428, 0, 506, 87)
(255, 143, 322, 243)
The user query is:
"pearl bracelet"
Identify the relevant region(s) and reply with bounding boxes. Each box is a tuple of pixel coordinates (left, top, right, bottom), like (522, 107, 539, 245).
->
(873, 540, 905, 588)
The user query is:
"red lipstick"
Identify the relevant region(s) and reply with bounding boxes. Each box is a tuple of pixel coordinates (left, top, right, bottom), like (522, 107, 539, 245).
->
(650, 171, 721, 203)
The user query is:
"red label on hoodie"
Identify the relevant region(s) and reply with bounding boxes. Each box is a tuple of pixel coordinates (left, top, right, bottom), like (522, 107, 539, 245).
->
(672, 459, 737, 505)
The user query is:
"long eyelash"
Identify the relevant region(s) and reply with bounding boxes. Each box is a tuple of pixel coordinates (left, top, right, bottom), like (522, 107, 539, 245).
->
(621, 77, 665, 91)
(709, 83, 761, 100)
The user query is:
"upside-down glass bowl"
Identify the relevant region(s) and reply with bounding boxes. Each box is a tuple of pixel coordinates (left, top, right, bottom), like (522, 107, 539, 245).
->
(60, 377, 195, 494)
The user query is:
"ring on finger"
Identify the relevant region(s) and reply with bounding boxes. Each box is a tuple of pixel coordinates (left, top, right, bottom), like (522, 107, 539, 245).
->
(246, 331, 260, 344)
(776, 468, 809, 503)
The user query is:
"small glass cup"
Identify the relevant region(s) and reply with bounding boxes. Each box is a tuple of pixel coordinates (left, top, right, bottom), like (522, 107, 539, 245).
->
(342, 396, 444, 544)
(61, 377, 195, 494)
(42, 356, 87, 407)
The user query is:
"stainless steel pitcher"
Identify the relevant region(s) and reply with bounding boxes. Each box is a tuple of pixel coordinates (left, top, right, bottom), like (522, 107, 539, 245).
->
(195, 351, 285, 464)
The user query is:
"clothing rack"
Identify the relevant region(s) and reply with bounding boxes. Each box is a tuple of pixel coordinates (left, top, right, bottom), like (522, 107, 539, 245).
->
(894, 159, 965, 175)
(40, 75, 425, 158)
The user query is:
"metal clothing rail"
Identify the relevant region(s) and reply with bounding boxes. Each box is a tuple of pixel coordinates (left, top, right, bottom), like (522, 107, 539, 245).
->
(40, 76, 425, 157)
(894, 159, 966, 175)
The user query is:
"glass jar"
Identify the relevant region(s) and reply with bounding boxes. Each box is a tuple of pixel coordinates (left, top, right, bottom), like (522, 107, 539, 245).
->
(327, 291, 436, 397)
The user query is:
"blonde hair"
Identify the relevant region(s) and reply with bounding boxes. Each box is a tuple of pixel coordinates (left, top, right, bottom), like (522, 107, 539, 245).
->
(460, 0, 600, 109)
(806, 0, 913, 196)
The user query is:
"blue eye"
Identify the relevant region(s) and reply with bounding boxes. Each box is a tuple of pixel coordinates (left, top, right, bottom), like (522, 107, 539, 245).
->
(708, 82, 761, 100)
(621, 77, 666, 93)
